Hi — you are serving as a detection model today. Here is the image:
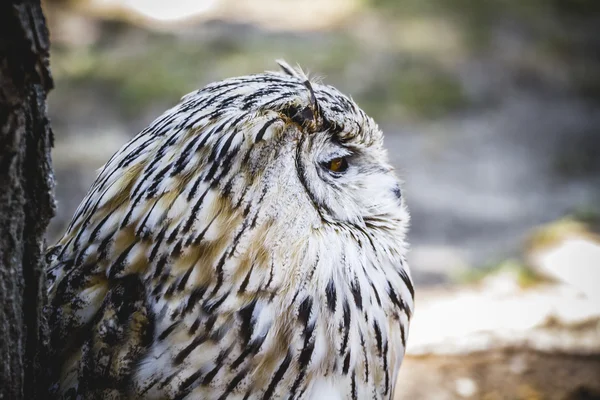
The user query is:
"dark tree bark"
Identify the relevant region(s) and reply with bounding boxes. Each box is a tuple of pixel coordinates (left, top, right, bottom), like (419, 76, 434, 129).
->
(0, 1, 55, 399)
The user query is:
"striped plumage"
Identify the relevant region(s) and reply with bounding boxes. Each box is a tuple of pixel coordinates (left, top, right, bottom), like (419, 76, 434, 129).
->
(46, 61, 414, 400)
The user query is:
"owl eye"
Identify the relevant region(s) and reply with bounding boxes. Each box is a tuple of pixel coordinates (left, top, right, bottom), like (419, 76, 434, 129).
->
(323, 157, 349, 175)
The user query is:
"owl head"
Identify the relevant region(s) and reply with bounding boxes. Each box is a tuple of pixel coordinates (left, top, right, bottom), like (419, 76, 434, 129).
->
(189, 61, 411, 249)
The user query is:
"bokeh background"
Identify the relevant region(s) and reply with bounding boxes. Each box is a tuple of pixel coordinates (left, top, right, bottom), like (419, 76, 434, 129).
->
(44, 0, 600, 398)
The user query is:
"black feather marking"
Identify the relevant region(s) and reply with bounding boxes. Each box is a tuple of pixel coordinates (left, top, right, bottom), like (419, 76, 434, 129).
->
(204, 144, 240, 184)
(241, 85, 291, 110)
(167, 225, 181, 244)
(171, 133, 203, 177)
(258, 92, 295, 111)
(164, 280, 177, 299)
(238, 263, 255, 294)
(146, 164, 172, 198)
(325, 278, 337, 312)
(230, 339, 259, 371)
(206, 118, 235, 162)
(236, 332, 266, 367)
(342, 351, 351, 375)
(202, 290, 230, 314)
(173, 369, 204, 400)
(188, 317, 201, 335)
(400, 322, 406, 348)
(152, 254, 168, 280)
(183, 183, 212, 232)
(87, 203, 122, 243)
(158, 370, 179, 390)
(187, 213, 218, 247)
(388, 283, 410, 317)
(204, 161, 222, 184)
(383, 340, 390, 396)
(186, 173, 206, 203)
(238, 299, 257, 345)
(217, 130, 239, 160)
(107, 240, 138, 279)
(120, 189, 148, 228)
(219, 93, 243, 109)
(201, 344, 234, 385)
(136, 198, 161, 238)
(398, 267, 415, 300)
(373, 321, 383, 357)
(96, 230, 115, 262)
(350, 277, 363, 311)
(295, 138, 329, 220)
(351, 370, 357, 400)
(255, 119, 277, 142)
(158, 321, 180, 341)
(149, 226, 168, 262)
(262, 261, 275, 291)
(204, 314, 218, 333)
(176, 267, 194, 292)
(261, 352, 293, 400)
(173, 332, 209, 365)
(290, 315, 315, 398)
(184, 286, 208, 315)
(297, 296, 312, 326)
(171, 240, 184, 259)
(340, 299, 351, 355)
(360, 330, 369, 383)
(217, 368, 248, 400)
(369, 280, 382, 307)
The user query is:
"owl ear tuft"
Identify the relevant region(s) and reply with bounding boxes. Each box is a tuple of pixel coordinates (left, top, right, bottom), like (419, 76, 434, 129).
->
(275, 60, 323, 132)
(275, 59, 299, 78)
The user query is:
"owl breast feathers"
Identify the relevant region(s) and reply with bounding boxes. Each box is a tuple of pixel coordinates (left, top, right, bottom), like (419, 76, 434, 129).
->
(46, 61, 414, 400)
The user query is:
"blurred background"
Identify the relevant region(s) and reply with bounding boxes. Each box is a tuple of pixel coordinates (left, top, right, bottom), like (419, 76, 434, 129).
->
(44, 0, 600, 398)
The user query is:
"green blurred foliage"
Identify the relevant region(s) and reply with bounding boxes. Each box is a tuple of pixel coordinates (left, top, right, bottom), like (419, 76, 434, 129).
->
(51, 0, 600, 121)
(454, 258, 545, 288)
(368, 0, 600, 97)
(360, 58, 466, 119)
(53, 31, 467, 119)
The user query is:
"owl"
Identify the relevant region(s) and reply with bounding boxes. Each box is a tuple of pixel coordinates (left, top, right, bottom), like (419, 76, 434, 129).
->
(46, 61, 414, 400)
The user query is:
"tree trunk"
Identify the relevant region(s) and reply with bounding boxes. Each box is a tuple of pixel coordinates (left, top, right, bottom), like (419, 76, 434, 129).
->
(0, 1, 55, 399)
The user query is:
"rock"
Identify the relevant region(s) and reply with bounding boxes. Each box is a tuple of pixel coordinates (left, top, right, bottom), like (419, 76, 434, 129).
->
(526, 219, 600, 303)
(395, 277, 600, 399)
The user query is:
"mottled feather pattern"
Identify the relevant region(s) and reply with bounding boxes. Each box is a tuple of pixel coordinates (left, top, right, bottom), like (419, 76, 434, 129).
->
(46, 61, 414, 399)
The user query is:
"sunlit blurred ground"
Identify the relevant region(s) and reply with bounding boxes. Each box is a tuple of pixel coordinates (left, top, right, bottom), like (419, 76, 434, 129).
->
(43, 0, 600, 398)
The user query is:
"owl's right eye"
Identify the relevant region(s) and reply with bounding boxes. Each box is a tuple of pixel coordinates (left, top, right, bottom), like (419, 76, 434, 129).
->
(322, 157, 349, 175)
